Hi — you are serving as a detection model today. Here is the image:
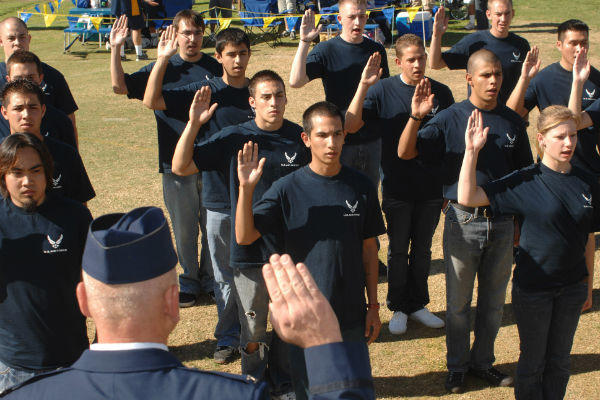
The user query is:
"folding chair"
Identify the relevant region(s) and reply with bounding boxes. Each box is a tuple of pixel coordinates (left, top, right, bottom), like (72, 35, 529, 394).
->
(240, 0, 283, 47)
(64, 16, 87, 52)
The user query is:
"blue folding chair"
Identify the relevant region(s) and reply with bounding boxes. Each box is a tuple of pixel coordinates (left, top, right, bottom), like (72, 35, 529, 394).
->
(241, 0, 283, 47)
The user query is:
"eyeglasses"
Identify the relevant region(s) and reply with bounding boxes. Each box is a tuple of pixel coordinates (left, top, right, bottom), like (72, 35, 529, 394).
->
(178, 30, 204, 39)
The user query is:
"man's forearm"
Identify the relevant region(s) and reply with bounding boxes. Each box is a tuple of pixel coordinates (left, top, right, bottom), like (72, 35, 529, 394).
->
(289, 41, 311, 88)
(397, 118, 420, 159)
(142, 56, 169, 110)
(429, 33, 446, 70)
(110, 43, 128, 95)
(362, 240, 378, 305)
(172, 120, 201, 175)
(345, 84, 369, 133)
(67, 113, 79, 147)
(235, 186, 261, 245)
(506, 77, 531, 117)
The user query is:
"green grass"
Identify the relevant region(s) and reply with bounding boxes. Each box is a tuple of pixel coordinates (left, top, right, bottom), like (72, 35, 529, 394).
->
(1, 1, 600, 399)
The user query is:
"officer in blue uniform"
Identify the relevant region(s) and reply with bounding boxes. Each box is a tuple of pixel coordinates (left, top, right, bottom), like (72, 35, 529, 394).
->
(1, 206, 375, 399)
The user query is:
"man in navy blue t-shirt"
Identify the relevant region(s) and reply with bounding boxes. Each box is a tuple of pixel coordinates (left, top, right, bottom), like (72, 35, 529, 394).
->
(289, 0, 389, 186)
(0, 80, 95, 204)
(507, 19, 600, 176)
(398, 49, 533, 393)
(0, 133, 91, 394)
(0, 50, 77, 149)
(346, 33, 454, 336)
(0, 17, 79, 139)
(235, 101, 385, 400)
(143, 28, 254, 366)
(429, 1, 530, 104)
(110, 10, 222, 306)
(172, 70, 309, 385)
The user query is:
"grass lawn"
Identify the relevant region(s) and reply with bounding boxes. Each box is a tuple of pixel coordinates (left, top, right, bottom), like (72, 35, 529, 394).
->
(3, 0, 600, 398)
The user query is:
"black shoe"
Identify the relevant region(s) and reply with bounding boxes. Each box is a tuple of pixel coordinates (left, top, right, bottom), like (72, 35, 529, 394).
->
(195, 291, 216, 305)
(214, 346, 239, 364)
(445, 371, 465, 393)
(179, 292, 196, 308)
(136, 52, 149, 61)
(469, 367, 513, 387)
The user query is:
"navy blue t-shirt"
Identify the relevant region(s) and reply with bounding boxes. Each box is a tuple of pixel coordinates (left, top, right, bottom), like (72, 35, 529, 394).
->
(417, 100, 533, 200)
(524, 62, 600, 176)
(306, 35, 390, 145)
(586, 97, 600, 130)
(123, 53, 222, 173)
(0, 102, 77, 149)
(363, 75, 454, 200)
(484, 163, 600, 291)
(163, 77, 254, 209)
(442, 30, 530, 104)
(192, 119, 309, 268)
(0, 194, 91, 370)
(43, 137, 95, 203)
(253, 165, 386, 330)
(0, 62, 78, 115)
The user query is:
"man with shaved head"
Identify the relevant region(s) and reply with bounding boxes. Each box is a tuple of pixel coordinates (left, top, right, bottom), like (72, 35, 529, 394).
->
(0, 17, 78, 140)
(429, 0, 530, 104)
(397, 49, 533, 393)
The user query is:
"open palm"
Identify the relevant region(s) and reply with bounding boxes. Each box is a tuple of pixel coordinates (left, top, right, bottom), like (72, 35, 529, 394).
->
(465, 109, 489, 152)
(411, 78, 435, 119)
(300, 10, 321, 42)
(238, 141, 266, 188)
(110, 15, 129, 47)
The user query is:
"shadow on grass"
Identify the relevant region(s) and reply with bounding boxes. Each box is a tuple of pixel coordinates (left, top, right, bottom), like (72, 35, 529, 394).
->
(29, 26, 67, 32)
(170, 338, 218, 362)
(373, 353, 600, 397)
(510, 22, 559, 35)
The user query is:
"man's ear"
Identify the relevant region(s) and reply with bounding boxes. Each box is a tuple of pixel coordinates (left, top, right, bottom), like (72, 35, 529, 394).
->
(40, 104, 46, 118)
(249, 96, 256, 109)
(76, 282, 92, 318)
(1, 105, 7, 121)
(215, 51, 222, 64)
(164, 284, 180, 325)
(301, 131, 310, 148)
(466, 72, 473, 88)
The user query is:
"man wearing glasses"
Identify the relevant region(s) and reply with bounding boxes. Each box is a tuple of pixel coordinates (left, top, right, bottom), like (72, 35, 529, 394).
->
(109, 9, 222, 308)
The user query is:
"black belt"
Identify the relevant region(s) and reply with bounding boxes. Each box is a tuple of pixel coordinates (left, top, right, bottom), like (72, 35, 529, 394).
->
(449, 201, 493, 218)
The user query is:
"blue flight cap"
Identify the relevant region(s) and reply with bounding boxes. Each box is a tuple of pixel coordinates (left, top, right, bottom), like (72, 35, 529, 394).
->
(82, 207, 177, 284)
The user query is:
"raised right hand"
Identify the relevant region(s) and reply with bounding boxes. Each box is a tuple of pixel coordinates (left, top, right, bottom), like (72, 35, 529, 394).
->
(110, 15, 129, 48)
(359, 52, 382, 88)
(237, 141, 266, 188)
(465, 109, 489, 152)
(433, 6, 449, 37)
(189, 86, 217, 126)
(157, 25, 178, 59)
(573, 47, 590, 84)
(411, 78, 435, 119)
(299, 9, 321, 43)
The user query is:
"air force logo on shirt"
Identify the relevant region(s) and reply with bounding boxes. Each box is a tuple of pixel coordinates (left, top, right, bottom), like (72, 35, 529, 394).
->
(427, 104, 439, 117)
(281, 152, 299, 167)
(344, 200, 360, 217)
(504, 132, 516, 148)
(582, 193, 593, 208)
(584, 89, 596, 101)
(44, 234, 68, 254)
(52, 174, 62, 189)
(511, 51, 521, 63)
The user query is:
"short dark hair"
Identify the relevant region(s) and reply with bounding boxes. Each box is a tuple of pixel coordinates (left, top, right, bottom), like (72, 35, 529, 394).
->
(1, 79, 45, 107)
(0, 79, 46, 107)
(173, 9, 205, 32)
(467, 49, 501, 74)
(0, 132, 53, 198)
(487, 0, 513, 9)
(6, 50, 42, 76)
(215, 28, 251, 54)
(248, 70, 285, 97)
(557, 19, 589, 41)
(302, 101, 344, 135)
(394, 34, 425, 58)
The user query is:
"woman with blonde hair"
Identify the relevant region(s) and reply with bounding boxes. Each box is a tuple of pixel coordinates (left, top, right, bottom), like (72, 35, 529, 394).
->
(457, 105, 598, 400)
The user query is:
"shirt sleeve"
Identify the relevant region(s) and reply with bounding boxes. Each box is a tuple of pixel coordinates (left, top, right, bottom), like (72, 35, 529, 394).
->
(416, 117, 446, 163)
(123, 64, 152, 100)
(591, 181, 600, 232)
(362, 180, 386, 239)
(252, 183, 286, 253)
(441, 37, 470, 70)
(584, 98, 600, 129)
(513, 125, 534, 169)
(305, 46, 325, 81)
(192, 133, 233, 172)
(45, 69, 78, 115)
(304, 341, 374, 400)
(523, 78, 538, 112)
(162, 81, 205, 121)
(481, 170, 525, 217)
(68, 151, 96, 203)
(378, 45, 390, 79)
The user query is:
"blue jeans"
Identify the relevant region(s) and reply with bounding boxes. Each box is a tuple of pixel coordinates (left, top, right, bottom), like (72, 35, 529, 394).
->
(383, 197, 443, 314)
(0, 360, 38, 395)
(340, 138, 382, 188)
(162, 172, 214, 295)
(443, 203, 514, 372)
(206, 208, 240, 348)
(512, 281, 588, 400)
